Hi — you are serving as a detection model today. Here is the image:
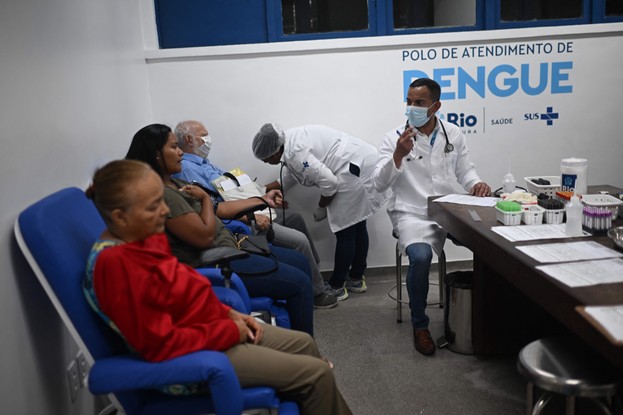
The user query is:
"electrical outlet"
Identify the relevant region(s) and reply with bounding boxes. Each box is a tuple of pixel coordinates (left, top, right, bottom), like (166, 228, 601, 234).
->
(76, 351, 89, 388)
(66, 360, 80, 402)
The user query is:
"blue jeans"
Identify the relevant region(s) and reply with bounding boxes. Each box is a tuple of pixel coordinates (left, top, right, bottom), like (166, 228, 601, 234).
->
(231, 245, 314, 336)
(327, 220, 369, 289)
(405, 243, 433, 329)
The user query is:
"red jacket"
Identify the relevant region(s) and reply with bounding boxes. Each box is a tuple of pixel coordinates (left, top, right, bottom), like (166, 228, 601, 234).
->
(93, 233, 240, 362)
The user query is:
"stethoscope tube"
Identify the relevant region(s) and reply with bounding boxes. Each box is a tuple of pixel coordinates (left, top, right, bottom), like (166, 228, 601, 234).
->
(407, 118, 454, 161)
(439, 119, 454, 154)
(279, 161, 286, 225)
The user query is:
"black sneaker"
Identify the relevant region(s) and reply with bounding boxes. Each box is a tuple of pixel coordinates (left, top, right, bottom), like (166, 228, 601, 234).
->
(314, 292, 339, 309)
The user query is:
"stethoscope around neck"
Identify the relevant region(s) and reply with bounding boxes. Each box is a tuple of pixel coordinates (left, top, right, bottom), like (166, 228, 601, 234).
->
(439, 120, 455, 154)
(407, 118, 454, 161)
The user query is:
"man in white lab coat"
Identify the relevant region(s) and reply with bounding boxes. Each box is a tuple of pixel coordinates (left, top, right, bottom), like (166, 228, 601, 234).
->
(252, 123, 390, 301)
(372, 78, 491, 356)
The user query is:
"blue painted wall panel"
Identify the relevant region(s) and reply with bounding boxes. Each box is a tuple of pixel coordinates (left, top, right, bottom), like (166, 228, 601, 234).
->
(156, 0, 268, 48)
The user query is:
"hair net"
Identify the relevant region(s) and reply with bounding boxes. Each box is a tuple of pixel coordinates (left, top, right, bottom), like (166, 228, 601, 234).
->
(252, 123, 285, 159)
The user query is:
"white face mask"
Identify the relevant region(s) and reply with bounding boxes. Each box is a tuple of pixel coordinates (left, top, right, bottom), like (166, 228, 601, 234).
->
(405, 102, 436, 128)
(195, 134, 212, 158)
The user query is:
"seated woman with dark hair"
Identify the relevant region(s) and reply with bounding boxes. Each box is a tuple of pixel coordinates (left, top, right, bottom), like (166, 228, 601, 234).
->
(125, 123, 314, 335)
(83, 159, 352, 414)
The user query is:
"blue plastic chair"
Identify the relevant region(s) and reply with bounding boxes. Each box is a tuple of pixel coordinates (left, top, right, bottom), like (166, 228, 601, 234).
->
(199, 268, 290, 329)
(210, 214, 290, 328)
(14, 187, 299, 415)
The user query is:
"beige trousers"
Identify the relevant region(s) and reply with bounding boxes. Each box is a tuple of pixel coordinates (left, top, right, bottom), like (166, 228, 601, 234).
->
(225, 324, 352, 415)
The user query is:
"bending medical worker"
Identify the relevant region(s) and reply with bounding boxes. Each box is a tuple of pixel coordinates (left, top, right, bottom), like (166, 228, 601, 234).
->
(372, 78, 490, 356)
(252, 123, 390, 301)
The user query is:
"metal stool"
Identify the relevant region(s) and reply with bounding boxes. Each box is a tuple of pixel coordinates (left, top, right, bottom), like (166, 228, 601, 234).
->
(517, 336, 622, 415)
(393, 230, 445, 323)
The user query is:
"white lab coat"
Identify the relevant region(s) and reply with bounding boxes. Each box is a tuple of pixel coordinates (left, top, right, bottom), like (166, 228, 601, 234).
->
(280, 125, 390, 233)
(372, 117, 481, 255)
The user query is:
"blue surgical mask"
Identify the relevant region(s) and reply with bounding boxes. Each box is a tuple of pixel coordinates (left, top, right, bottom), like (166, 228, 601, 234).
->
(405, 103, 435, 128)
(195, 134, 212, 158)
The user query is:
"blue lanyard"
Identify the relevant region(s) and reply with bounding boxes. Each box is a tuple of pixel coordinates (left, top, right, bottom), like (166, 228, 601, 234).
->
(430, 121, 454, 154)
(429, 129, 439, 147)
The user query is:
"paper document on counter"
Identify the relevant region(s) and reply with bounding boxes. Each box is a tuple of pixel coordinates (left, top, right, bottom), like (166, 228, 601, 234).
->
(537, 258, 623, 287)
(577, 305, 623, 344)
(492, 224, 589, 242)
(516, 241, 623, 263)
(433, 194, 498, 207)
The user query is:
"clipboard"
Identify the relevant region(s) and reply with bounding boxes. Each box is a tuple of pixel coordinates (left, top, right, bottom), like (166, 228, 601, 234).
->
(212, 168, 276, 220)
(212, 168, 255, 193)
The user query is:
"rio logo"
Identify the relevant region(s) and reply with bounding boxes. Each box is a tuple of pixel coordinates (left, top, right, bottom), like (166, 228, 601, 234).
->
(446, 112, 477, 128)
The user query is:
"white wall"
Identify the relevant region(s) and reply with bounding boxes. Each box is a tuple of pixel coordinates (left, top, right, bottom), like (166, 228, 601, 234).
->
(144, 24, 623, 271)
(0, 0, 152, 413)
(1, 1, 622, 412)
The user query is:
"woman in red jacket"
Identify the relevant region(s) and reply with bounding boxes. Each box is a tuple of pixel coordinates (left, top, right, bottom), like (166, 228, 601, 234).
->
(83, 159, 352, 415)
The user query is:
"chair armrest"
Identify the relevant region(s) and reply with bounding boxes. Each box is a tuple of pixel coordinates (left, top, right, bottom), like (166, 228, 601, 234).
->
(89, 352, 285, 415)
(212, 286, 248, 313)
(200, 246, 248, 266)
(89, 351, 244, 413)
(195, 267, 228, 283)
(89, 351, 240, 393)
(279, 401, 301, 415)
(198, 269, 290, 327)
(196, 268, 253, 312)
(224, 219, 252, 235)
(250, 297, 274, 312)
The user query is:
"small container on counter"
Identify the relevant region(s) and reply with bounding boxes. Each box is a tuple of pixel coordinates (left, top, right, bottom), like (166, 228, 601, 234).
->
(538, 198, 566, 224)
(582, 206, 613, 235)
(555, 191, 574, 207)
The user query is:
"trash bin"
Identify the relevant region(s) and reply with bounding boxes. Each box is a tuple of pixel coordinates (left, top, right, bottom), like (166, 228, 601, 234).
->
(443, 271, 474, 355)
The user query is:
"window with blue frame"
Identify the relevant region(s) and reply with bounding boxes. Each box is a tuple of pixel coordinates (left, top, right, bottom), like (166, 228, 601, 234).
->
(281, 0, 369, 34)
(392, 0, 477, 30)
(393, 0, 436, 29)
(501, 0, 583, 21)
(496, 0, 591, 29)
(606, 0, 623, 16)
(154, 0, 623, 49)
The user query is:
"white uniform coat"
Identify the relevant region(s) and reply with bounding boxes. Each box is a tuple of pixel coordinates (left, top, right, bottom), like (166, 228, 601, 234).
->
(372, 117, 481, 255)
(280, 125, 390, 233)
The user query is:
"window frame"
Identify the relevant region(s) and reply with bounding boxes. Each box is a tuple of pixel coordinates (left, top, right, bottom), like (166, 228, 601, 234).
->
(266, 0, 380, 42)
(267, 0, 487, 42)
(594, 0, 623, 23)
(492, 0, 592, 30)
(153, 0, 623, 49)
(383, 0, 486, 36)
